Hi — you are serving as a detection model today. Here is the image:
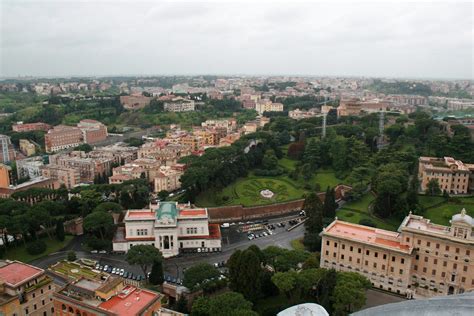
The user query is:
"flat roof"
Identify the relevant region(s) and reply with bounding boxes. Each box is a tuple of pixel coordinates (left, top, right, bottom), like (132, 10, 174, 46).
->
(98, 286, 159, 315)
(324, 221, 410, 253)
(0, 261, 44, 287)
(179, 209, 207, 217)
(127, 210, 156, 220)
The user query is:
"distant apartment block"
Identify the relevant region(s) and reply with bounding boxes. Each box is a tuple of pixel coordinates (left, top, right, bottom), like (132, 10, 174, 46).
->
(0, 134, 16, 163)
(45, 125, 83, 153)
(418, 156, 474, 195)
(153, 164, 186, 193)
(0, 260, 55, 316)
(385, 94, 427, 106)
(289, 108, 320, 120)
(77, 119, 108, 144)
(12, 121, 51, 133)
(19, 139, 36, 156)
(164, 97, 195, 112)
(0, 164, 11, 188)
(337, 99, 389, 117)
(255, 99, 284, 114)
(320, 209, 474, 297)
(41, 165, 80, 189)
(120, 94, 151, 110)
(16, 156, 44, 180)
(138, 141, 190, 165)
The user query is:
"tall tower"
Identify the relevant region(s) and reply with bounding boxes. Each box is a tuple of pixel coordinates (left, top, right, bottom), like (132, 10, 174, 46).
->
(322, 113, 327, 138)
(379, 110, 384, 137)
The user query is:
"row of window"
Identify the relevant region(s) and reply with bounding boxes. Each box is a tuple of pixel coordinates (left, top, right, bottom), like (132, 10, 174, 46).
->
(326, 240, 406, 264)
(25, 297, 52, 315)
(412, 239, 470, 255)
(136, 228, 148, 236)
(325, 251, 405, 275)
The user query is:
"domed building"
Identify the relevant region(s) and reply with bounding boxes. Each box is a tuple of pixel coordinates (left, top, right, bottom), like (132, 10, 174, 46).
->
(321, 208, 474, 298)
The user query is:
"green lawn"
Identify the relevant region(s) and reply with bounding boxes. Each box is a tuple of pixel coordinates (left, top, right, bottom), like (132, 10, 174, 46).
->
(418, 195, 447, 208)
(424, 203, 474, 226)
(313, 171, 341, 190)
(278, 157, 298, 170)
(50, 260, 101, 281)
(4, 236, 73, 263)
(337, 209, 399, 231)
(291, 239, 305, 251)
(196, 176, 305, 207)
(342, 192, 375, 213)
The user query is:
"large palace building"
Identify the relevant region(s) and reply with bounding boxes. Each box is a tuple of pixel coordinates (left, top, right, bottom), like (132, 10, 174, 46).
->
(418, 156, 474, 195)
(320, 209, 474, 298)
(113, 202, 221, 258)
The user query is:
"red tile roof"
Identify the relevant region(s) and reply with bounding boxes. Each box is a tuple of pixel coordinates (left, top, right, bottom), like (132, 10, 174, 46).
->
(98, 286, 160, 315)
(325, 221, 410, 252)
(0, 261, 44, 287)
(179, 209, 207, 217)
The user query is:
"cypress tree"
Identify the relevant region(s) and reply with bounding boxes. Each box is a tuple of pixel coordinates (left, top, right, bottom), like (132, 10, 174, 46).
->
(55, 220, 65, 242)
(149, 258, 164, 285)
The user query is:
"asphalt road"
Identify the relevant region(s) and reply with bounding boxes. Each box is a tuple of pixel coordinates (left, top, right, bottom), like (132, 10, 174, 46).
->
(31, 214, 305, 281)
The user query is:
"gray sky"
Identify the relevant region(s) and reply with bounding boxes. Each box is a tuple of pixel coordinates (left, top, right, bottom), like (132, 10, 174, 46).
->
(1, 0, 473, 79)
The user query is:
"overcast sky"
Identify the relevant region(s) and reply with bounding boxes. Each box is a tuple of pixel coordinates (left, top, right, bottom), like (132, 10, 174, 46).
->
(1, 0, 472, 79)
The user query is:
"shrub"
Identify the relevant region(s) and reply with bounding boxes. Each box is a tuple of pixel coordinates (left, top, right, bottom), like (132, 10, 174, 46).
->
(345, 212, 354, 218)
(67, 251, 77, 262)
(26, 240, 47, 255)
(359, 218, 376, 227)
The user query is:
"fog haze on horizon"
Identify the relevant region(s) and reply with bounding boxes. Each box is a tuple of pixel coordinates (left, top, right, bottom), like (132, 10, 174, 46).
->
(1, 0, 473, 79)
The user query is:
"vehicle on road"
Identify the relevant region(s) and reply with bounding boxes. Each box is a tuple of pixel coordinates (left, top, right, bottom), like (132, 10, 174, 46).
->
(103, 265, 109, 272)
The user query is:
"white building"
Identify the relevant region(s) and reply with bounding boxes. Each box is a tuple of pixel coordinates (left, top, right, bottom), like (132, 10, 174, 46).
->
(113, 202, 221, 258)
(164, 98, 195, 112)
(255, 100, 284, 114)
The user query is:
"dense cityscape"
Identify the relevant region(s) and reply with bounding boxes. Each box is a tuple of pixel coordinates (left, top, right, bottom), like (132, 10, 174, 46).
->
(1, 1, 473, 316)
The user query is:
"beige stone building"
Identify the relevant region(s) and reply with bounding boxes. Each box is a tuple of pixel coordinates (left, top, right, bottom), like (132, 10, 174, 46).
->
(19, 139, 36, 156)
(321, 209, 474, 298)
(418, 156, 474, 194)
(0, 260, 55, 316)
(153, 164, 185, 193)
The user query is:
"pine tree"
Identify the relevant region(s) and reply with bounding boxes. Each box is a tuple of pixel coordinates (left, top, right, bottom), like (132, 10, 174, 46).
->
(148, 258, 164, 285)
(323, 187, 337, 219)
(303, 193, 324, 251)
(55, 220, 65, 242)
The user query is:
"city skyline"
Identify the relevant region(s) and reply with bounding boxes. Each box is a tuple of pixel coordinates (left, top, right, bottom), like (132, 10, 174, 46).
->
(1, 0, 472, 79)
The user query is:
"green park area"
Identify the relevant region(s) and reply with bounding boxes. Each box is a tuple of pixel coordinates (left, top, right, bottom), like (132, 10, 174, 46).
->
(196, 154, 343, 207)
(420, 196, 474, 226)
(5, 236, 73, 263)
(50, 260, 101, 281)
(337, 192, 400, 231)
(195, 143, 344, 207)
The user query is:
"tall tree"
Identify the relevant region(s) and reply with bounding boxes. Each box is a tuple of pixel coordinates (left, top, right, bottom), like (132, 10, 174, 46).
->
(126, 245, 163, 276)
(183, 263, 220, 290)
(303, 193, 324, 251)
(148, 258, 164, 285)
(427, 179, 441, 196)
(323, 187, 337, 219)
(228, 249, 263, 302)
(83, 211, 114, 240)
(55, 220, 65, 242)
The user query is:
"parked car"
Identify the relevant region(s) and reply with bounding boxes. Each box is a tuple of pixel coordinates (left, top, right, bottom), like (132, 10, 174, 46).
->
(107, 266, 113, 273)
(128, 273, 134, 279)
(95, 263, 100, 270)
(123, 272, 129, 279)
(112, 268, 117, 274)
(99, 250, 107, 254)
(90, 250, 98, 254)
(119, 269, 125, 276)
(103, 265, 109, 272)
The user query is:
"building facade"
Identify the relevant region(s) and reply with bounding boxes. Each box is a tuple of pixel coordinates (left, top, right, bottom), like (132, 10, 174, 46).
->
(19, 139, 36, 156)
(77, 119, 108, 144)
(0, 134, 16, 163)
(164, 98, 195, 112)
(418, 156, 474, 195)
(12, 122, 51, 133)
(0, 260, 55, 316)
(45, 125, 83, 153)
(113, 202, 221, 258)
(320, 209, 474, 298)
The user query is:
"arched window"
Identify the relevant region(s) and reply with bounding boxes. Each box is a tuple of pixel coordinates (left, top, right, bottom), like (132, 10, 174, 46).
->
(62, 304, 67, 311)
(69, 306, 74, 313)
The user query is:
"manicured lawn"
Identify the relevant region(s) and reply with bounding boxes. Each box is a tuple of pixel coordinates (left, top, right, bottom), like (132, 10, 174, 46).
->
(342, 192, 375, 213)
(4, 236, 73, 263)
(278, 157, 298, 170)
(424, 203, 474, 226)
(50, 260, 101, 281)
(337, 209, 399, 231)
(291, 239, 305, 251)
(418, 195, 447, 208)
(314, 171, 341, 190)
(196, 176, 305, 207)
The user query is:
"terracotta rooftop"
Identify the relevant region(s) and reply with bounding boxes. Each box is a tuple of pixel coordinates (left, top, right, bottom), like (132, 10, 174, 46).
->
(98, 286, 160, 315)
(0, 261, 44, 287)
(324, 221, 411, 253)
(179, 209, 207, 217)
